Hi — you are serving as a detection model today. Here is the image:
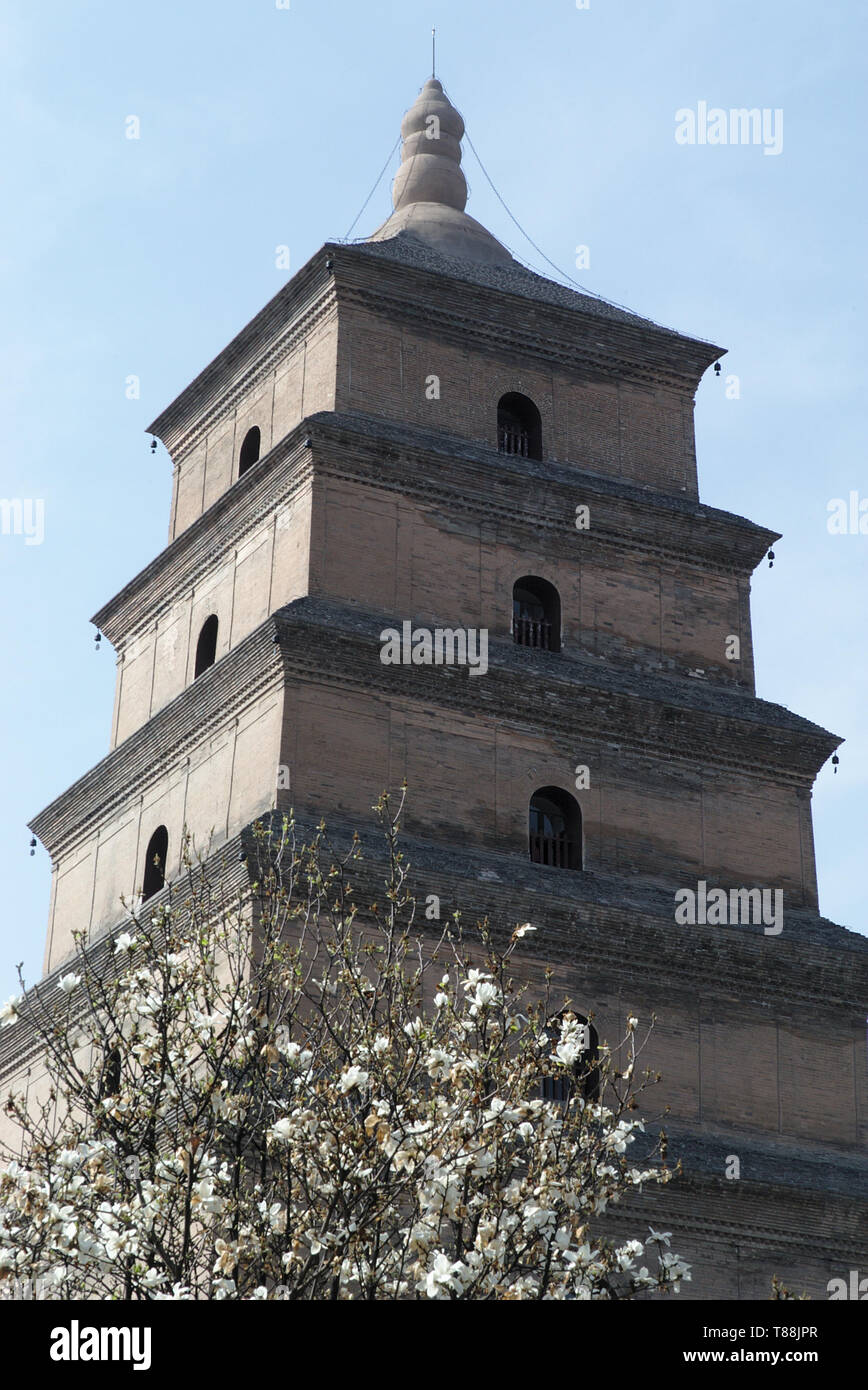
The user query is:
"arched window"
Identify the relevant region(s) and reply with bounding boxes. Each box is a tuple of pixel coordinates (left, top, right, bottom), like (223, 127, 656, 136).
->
(540, 1012, 600, 1104)
(142, 825, 168, 901)
(497, 392, 542, 460)
(98, 1045, 122, 1101)
(238, 425, 261, 477)
(194, 614, 219, 677)
(513, 576, 561, 652)
(529, 787, 582, 870)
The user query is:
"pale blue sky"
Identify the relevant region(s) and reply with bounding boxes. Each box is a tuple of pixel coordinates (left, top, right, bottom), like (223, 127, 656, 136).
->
(1, 0, 866, 999)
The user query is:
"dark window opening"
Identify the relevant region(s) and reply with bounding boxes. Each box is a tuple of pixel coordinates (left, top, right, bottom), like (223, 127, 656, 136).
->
(529, 787, 582, 871)
(238, 425, 261, 477)
(498, 392, 542, 460)
(142, 825, 168, 901)
(194, 614, 219, 677)
(98, 1046, 122, 1101)
(539, 1012, 600, 1104)
(513, 576, 561, 652)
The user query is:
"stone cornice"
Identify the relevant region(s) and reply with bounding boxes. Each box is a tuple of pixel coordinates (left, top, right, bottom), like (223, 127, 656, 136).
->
(144, 237, 723, 473)
(0, 837, 253, 1082)
(331, 241, 722, 393)
(308, 411, 779, 576)
(92, 412, 777, 654)
(602, 1178, 868, 1260)
(8, 813, 867, 1088)
(145, 253, 337, 461)
(29, 622, 285, 859)
(92, 430, 314, 648)
(31, 597, 837, 866)
(274, 813, 868, 1019)
(270, 599, 837, 785)
(660, 1122, 868, 1202)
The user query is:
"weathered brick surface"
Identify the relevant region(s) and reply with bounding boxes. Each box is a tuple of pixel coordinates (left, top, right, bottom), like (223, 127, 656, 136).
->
(97, 406, 777, 751)
(9, 231, 865, 1299)
(6, 800, 868, 1295)
(149, 237, 724, 547)
(334, 304, 699, 495)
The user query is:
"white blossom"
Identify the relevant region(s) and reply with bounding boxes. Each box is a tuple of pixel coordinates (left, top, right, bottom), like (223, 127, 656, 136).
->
(0, 814, 685, 1304)
(339, 1066, 369, 1094)
(472, 982, 499, 1009)
(646, 1227, 672, 1248)
(0, 995, 23, 1028)
(463, 969, 488, 992)
(422, 1251, 466, 1299)
(425, 1048, 454, 1080)
(269, 1118, 294, 1145)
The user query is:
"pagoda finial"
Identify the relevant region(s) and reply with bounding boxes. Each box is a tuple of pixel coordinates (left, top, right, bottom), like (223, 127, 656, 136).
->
(366, 76, 514, 265)
(390, 76, 467, 214)
(432, 27, 436, 78)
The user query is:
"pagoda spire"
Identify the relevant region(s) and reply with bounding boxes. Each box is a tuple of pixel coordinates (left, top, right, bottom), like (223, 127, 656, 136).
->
(367, 76, 513, 266)
(391, 77, 468, 215)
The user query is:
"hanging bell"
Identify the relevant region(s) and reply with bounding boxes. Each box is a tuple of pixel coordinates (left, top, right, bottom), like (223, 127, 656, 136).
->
(714, 361, 722, 377)
(150, 438, 157, 454)
(832, 754, 839, 774)
(767, 550, 775, 569)
(94, 631, 102, 650)
(29, 836, 37, 857)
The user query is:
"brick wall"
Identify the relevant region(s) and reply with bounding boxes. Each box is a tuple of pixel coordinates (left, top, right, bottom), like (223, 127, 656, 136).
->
(335, 303, 700, 494)
(43, 683, 283, 972)
(311, 474, 753, 685)
(169, 314, 338, 540)
(280, 675, 815, 904)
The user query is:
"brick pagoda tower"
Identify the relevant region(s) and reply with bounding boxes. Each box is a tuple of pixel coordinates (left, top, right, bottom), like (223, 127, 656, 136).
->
(5, 77, 867, 1298)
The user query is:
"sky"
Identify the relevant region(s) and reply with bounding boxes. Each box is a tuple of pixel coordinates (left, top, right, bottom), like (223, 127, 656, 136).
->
(1, 0, 866, 1001)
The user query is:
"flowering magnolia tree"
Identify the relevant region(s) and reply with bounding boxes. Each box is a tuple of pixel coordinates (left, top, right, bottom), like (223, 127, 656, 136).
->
(0, 795, 689, 1300)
